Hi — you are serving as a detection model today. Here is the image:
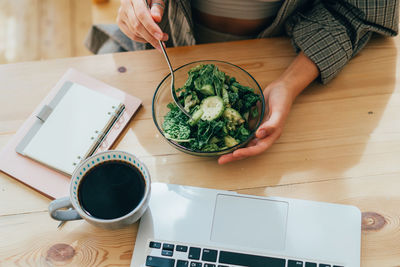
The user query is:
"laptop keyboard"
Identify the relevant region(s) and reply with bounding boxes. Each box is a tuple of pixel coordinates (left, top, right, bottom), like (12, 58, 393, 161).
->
(144, 240, 344, 267)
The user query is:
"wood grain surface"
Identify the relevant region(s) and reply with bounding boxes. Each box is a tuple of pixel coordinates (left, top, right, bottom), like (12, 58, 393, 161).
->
(0, 36, 399, 266)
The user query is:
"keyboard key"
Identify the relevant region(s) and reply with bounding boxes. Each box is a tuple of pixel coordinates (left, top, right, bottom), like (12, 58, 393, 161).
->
(190, 262, 202, 267)
(188, 247, 201, 260)
(149, 241, 161, 249)
(333, 266, 344, 267)
(161, 249, 173, 257)
(146, 256, 175, 267)
(305, 263, 317, 267)
(163, 243, 175, 251)
(289, 260, 303, 266)
(319, 264, 331, 267)
(219, 250, 286, 267)
(202, 249, 218, 262)
(204, 264, 216, 267)
(176, 245, 188, 252)
(177, 260, 189, 267)
(217, 265, 229, 267)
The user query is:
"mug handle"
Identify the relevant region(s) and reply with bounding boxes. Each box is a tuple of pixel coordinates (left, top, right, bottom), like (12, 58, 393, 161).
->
(48, 197, 82, 221)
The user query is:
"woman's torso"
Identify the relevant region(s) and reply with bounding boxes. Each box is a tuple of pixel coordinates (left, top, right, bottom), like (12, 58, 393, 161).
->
(191, 0, 283, 43)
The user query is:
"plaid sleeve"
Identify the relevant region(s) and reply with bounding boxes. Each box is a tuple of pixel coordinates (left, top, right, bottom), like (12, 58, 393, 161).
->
(286, 0, 399, 84)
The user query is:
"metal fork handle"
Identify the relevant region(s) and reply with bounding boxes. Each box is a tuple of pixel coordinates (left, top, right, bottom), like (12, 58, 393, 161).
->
(144, 0, 191, 118)
(158, 40, 173, 76)
(158, 41, 192, 119)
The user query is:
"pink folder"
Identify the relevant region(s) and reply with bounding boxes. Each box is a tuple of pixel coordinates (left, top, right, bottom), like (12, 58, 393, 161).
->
(0, 68, 141, 199)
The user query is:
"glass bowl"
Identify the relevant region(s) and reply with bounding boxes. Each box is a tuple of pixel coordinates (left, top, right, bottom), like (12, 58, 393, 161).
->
(152, 60, 266, 156)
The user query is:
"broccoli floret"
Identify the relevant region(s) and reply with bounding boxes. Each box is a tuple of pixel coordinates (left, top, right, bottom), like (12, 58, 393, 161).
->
(162, 105, 191, 140)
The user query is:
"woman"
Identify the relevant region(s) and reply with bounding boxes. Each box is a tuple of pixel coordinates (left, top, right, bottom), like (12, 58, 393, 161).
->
(86, 0, 398, 164)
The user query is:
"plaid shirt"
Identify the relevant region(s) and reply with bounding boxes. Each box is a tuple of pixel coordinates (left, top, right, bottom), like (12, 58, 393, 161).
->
(86, 0, 398, 84)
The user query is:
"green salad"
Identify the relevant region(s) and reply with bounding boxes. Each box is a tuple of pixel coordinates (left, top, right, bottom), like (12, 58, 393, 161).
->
(162, 64, 261, 152)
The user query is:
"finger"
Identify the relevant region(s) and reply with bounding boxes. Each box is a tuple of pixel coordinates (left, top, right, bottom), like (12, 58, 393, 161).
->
(133, 21, 162, 50)
(133, 0, 164, 40)
(246, 138, 258, 147)
(150, 0, 165, 23)
(161, 32, 169, 41)
(256, 110, 283, 139)
(218, 153, 246, 165)
(130, 33, 148, 43)
(118, 18, 148, 43)
(233, 131, 281, 158)
(218, 138, 260, 164)
(125, 6, 162, 50)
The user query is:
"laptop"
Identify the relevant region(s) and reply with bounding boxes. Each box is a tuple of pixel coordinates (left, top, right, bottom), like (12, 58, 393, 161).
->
(131, 183, 361, 267)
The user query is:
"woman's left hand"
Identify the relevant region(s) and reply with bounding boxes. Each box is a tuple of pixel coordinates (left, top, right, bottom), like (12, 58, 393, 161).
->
(218, 52, 319, 164)
(218, 81, 294, 164)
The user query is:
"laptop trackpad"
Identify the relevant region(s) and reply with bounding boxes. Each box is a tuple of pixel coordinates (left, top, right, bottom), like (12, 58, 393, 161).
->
(210, 194, 288, 251)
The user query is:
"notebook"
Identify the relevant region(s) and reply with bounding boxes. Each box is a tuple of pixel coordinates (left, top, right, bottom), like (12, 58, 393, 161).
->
(0, 68, 142, 199)
(16, 81, 125, 175)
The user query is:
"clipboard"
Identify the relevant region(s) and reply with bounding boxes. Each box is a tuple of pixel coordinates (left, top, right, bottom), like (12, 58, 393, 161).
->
(16, 81, 126, 175)
(0, 68, 142, 199)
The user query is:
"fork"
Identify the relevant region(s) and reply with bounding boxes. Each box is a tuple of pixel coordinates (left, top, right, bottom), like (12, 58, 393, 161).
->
(144, 1, 192, 119)
(157, 40, 192, 119)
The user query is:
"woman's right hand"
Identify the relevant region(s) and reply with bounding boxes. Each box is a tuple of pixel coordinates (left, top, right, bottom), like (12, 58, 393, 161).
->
(117, 0, 169, 51)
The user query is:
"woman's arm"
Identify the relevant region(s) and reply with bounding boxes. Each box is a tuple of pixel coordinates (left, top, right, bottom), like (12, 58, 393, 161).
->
(218, 51, 318, 164)
(286, 1, 398, 84)
(219, 0, 399, 164)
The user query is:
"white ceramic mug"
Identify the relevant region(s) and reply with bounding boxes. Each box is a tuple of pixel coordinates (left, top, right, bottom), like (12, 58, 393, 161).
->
(48, 150, 151, 229)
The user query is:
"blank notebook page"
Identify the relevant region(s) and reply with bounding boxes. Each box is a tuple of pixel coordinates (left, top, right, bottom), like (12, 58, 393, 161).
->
(23, 83, 122, 175)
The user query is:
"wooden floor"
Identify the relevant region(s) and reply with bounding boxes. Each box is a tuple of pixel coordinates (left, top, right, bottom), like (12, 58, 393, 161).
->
(0, 0, 119, 64)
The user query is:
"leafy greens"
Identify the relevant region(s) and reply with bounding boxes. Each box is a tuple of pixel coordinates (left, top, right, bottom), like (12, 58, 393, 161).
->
(162, 64, 261, 152)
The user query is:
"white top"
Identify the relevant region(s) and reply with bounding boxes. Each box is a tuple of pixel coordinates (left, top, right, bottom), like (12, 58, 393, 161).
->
(191, 0, 283, 20)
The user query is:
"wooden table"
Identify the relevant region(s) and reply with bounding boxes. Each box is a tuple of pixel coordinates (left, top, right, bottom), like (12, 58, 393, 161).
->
(0, 36, 399, 266)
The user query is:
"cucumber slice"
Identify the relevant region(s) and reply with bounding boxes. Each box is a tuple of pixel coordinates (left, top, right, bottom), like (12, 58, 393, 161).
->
(200, 96, 224, 121)
(188, 108, 204, 126)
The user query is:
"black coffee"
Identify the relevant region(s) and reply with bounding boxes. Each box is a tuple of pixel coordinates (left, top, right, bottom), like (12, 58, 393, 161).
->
(78, 160, 145, 219)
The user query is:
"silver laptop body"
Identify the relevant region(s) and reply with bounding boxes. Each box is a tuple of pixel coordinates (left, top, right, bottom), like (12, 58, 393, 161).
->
(131, 183, 361, 267)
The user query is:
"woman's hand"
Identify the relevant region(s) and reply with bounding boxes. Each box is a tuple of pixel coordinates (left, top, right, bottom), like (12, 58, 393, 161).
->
(218, 82, 294, 164)
(117, 0, 168, 51)
(218, 52, 320, 164)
